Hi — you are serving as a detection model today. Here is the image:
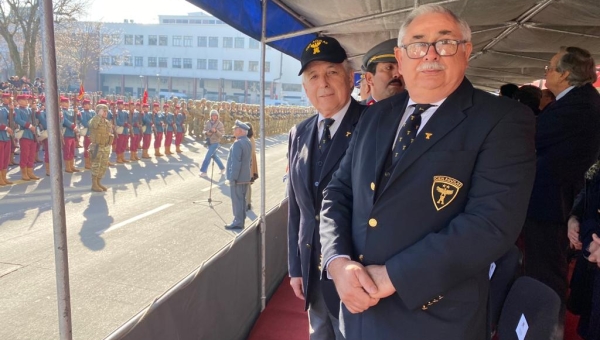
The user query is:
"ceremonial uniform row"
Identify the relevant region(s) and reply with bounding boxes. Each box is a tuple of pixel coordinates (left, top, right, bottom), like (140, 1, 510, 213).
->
(0, 94, 313, 186)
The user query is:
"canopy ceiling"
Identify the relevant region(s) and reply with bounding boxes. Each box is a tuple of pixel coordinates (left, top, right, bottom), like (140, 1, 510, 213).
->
(186, 0, 600, 91)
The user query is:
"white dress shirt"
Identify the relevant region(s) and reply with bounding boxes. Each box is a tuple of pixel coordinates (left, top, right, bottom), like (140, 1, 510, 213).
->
(316, 99, 351, 140)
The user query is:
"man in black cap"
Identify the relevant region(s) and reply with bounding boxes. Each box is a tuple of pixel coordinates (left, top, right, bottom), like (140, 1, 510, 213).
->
(362, 38, 404, 105)
(287, 35, 364, 340)
(225, 120, 252, 230)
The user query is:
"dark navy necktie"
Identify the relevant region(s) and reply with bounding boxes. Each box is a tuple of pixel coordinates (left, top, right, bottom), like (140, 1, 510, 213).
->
(319, 118, 335, 150)
(391, 104, 433, 164)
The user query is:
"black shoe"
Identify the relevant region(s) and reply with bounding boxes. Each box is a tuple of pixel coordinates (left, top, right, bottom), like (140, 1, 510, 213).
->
(225, 224, 243, 230)
(247, 204, 251, 211)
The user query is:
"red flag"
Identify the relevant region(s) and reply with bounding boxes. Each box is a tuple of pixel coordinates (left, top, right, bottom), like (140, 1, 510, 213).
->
(77, 82, 85, 101)
(142, 89, 148, 104)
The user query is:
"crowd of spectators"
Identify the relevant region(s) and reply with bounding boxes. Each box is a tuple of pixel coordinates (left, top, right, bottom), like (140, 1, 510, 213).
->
(0, 76, 44, 94)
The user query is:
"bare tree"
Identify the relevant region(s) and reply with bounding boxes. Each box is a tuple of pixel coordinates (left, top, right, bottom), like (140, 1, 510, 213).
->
(54, 21, 123, 90)
(0, 0, 89, 80)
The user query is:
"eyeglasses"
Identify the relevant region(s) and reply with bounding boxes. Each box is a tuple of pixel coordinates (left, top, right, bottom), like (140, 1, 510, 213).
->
(400, 39, 467, 59)
(544, 65, 557, 73)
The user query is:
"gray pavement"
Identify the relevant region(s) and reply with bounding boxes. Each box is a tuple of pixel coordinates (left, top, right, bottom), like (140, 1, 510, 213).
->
(0, 134, 289, 340)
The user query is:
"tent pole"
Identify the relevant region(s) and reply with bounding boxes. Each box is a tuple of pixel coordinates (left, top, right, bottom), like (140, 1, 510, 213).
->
(40, 1, 73, 339)
(259, 0, 268, 312)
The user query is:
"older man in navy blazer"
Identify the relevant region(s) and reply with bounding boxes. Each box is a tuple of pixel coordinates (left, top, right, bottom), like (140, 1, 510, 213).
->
(287, 36, 364, 339)
(524, 46, 600, 327)
(320, 5, 536, 339)
(225, 120, 252, 230)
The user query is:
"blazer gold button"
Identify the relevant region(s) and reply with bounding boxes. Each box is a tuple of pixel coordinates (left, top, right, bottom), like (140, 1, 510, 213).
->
(306, 244, 311, 249)
(359, 254, 364, 262)
(370, 182, 375, 191)
(315, 215, 320, 221)
(368, 218, 377, 227)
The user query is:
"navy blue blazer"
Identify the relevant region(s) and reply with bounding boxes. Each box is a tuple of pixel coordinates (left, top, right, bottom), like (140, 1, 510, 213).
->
(287, 98, 364, 312)
(528, 83, 600, 223)
(320, 78, 536, 340)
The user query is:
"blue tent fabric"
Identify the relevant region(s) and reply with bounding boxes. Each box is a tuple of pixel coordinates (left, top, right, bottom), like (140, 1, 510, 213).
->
(186, 0, 316, 61)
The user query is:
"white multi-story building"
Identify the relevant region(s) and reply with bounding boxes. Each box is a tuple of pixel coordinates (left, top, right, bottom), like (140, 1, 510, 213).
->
(97, 11, 307, 105)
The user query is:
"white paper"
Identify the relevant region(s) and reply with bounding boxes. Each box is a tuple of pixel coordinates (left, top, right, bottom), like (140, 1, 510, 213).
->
(489, 262, 496, 279)
(516, 314, 529, 340)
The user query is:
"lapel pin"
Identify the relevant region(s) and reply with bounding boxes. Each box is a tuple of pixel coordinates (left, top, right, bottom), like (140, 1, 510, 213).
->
(425, 132, 433, 140)
(346, 131, 351, 137)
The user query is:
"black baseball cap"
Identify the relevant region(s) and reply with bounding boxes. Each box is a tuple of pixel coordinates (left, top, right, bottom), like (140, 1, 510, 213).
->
(298, 36, 347, 76)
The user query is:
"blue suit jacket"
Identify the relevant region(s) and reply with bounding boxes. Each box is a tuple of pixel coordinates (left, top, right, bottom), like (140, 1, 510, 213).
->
(287, 98, 364, 313)
(527, 83, 600, 223)
(319, 79, 536, 339)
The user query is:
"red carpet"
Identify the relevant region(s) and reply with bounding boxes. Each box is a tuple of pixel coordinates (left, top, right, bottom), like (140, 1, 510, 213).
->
(249, 276, 583, 340)
(247, 277, 308, 340)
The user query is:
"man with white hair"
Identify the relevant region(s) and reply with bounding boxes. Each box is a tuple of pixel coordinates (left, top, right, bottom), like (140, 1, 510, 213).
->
(319, 4, 536, 339)
(287, 36, 364, 340)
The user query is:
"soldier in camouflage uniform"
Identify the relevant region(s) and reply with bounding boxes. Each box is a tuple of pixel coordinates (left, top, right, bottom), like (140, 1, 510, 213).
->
(89, 104, 114, 192)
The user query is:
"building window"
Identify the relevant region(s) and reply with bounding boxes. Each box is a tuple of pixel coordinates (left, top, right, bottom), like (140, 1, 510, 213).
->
(208, 37, 218, 48)
(249, 61, 259, 72)
(282, 83, 302, 92)
(134, 56, 143, 67)
(249, 39, 259, 49)
(208, 59, 218, 70)
(234, 60, 244, 71)
(222, 60, 232, 71)
(124, 34, 133, 45)
(163, 19, 175, 24)
(112, 34, 120, 43)
(223, 37, 233, 48)
(234, 37, 244, 48)
(176, 19, 188, 24)
(172, 58, 182, 68)
(101, 56, 110, 66)
(197, 59, 207, 69)
(159, 57, 168, 68)
(173, 36, 182, 46)
(135, 35, 144, 45)
(123, 56, 132, 66)
(159, 35, 168, 46)
(148, 35, 157, 45)
(111, 56, 119, 65)
(148, 57, 157, 67)
(198, 36, 207, 47)
(265, 61, 271, 72)
(232, 80, 245, 90)
(183, 36, 192, 47)
(183, 58, 192, 69)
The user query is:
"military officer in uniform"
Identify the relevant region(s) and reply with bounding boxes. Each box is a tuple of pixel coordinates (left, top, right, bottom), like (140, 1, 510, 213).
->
(115, 99, 130, 163)
(225, 120, 252, 230)
(164, 103, 175, 155)
(141, 103, 154, 159)
(153, 104, 166, 157)
(362, 38, 404, 105)
(0, 92, 12, 185)
(129, 103, 144, 161)
(174, 104, 185, 153)
(14, 94, 40, 180)
(80, 98, 95, 169)
(61, 96, 80, 173)
(89, 104, 113, 192)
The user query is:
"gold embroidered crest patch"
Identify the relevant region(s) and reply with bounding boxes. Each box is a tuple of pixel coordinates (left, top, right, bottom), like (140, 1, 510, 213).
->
(431, 176, 463, 211)
(307, 39, 327, 54)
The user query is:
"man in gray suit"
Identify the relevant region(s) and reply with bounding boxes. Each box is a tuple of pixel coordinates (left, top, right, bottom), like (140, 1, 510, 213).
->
(225, 120, 252, 230)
